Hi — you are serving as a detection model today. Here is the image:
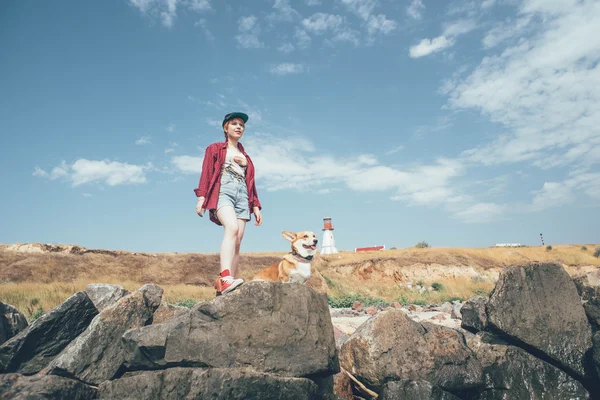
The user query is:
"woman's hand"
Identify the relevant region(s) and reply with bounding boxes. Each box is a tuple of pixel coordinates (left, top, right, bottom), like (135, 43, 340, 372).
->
(196, 197, 205, 217)
(253, 207, 262, 226)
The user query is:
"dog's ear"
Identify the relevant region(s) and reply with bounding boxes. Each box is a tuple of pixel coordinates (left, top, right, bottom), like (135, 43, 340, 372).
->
(281, 231, 297, 242)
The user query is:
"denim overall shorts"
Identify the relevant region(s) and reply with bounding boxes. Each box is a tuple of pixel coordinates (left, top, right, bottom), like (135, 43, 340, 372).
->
(216, 166, 250, 221)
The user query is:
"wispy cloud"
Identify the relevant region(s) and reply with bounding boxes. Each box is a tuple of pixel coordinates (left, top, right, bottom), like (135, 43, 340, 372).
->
(35, 159, 150, 186)
(171, 155, 203, 174)
(385, 145, 404, 155)
(135, 136, 152, 145)
(409, 18, 477, 58)
(129, 0, 211, 28)
(339, 0, 397, 39)
(407, 0, 425, 20)
(270, 63, 305, 75)
(236, 15, 264, 48)
(302, 13, 344, 34)
(268, 0, 300, 22)
(194, 18, 215, 41)
(166, 123, 176, 133)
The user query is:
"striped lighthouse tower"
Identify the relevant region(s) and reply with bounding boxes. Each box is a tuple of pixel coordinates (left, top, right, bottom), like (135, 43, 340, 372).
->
(321, 216, 338, 255)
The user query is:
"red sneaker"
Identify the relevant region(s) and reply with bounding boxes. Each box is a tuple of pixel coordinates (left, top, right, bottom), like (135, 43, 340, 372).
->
(215, 269, 244, 295)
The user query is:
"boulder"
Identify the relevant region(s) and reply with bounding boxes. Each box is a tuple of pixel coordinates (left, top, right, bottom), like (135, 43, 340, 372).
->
(467, 332, 589, 399)
(97, 367, 318, 400)
(84, 283, 129, 312)
(451, 302, 463, 320)
(487, 263, 592, 377)
(573, 270, 600, 329)
(339, 309, 482, 393)
(594, 331, 600, 378)
(380, 380, 460, 400)
(333, 371, 353, 400)
(152, 300, 189, 325)
(46, 284, 163, 385)
(0, 373, 97, 400)
(460, 296, 488, 332)
(0, 292, 97, 374)
(0, 303, 28, 345)
(122, 281, 339, 378)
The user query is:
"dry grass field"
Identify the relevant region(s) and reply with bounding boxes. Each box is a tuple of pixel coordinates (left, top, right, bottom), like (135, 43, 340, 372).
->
(1, 243, 598, 320)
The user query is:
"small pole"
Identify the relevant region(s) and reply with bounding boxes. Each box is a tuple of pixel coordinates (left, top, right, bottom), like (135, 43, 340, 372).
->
(540, 233, 544, 246)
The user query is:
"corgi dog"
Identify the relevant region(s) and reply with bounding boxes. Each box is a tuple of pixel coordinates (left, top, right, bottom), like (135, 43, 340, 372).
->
(253, 230, 318, 283)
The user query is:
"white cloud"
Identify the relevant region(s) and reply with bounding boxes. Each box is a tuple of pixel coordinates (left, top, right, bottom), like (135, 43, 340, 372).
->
(194, 18, 215, 41)
(340, 0, 377, 21)
(135, 136, 151, 145)
(129, 0, 210, 28)
(409, 19, 477, 58)
(277, 42, 295, 53)
(295, 28, 312, 48)
(270, 63, 305, 75)
(365, 14, 397, 35)
(269, 0, 300, 22)
(206, 118, 221, 127)
(166, 123, 176, 133)
(407, 0, 425, 20)
(306, 0, 321, 5)
(385, 145, 404, 155)
(82, 193, 92, 197)
(236, 15, 264, 48)
(36, 159, 150, 186)
(530, 182, 574, 211)
(302, 13, 344, 34)
(171, 155, 204, 174)
(482, 16, 532, 49)
(165, 148, 175, 153)
(409, 36, 453, 58)
(451, 202, 507, 223)
(481, 0, 495, 9)
(449, 0, 600, 167)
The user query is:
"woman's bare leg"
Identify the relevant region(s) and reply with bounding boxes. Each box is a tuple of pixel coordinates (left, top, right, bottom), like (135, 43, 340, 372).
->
(230, 219, 247, 278)
(216, 206, 239, 274)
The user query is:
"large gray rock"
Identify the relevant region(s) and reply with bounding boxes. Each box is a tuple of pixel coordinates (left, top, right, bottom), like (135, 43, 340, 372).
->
(593, 331, 600, 378)
(573, 270, 600, 329)
(0, 292, 97, 374)
(468, 332, 589, 399)
(46, 284, 163, 385)
(84, 283, 129, 312)
(487, 263, 592, 377)
(380, 380, 460, 400)
(460, 296, 488, 332)
(122, 281, 339, 378)
(0, 373, 97, 400)
(152, 300, 189, 325)
(0, 303, 28, 345)
(339, 309, 482, 393)
(98, 367, 318, 399)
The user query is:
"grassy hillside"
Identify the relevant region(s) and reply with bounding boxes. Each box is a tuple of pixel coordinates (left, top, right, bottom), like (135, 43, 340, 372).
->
(1, 243, 598, 320)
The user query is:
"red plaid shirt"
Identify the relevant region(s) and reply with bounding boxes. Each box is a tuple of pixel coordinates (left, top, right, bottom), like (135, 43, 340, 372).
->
(194, 141, 262, 226)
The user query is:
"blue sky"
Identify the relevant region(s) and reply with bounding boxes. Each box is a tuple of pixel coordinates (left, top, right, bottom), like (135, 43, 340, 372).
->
(1, 0, 599, 253)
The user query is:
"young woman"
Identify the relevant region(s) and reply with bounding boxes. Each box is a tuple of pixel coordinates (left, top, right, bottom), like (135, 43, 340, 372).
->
(194, 112, 263, 295)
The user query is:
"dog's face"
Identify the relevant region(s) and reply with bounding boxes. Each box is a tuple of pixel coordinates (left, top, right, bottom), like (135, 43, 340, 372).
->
(282, 230, 318, 258)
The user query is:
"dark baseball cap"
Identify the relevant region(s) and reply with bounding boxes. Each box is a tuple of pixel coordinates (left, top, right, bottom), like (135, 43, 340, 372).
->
(222, 112, 249, 127)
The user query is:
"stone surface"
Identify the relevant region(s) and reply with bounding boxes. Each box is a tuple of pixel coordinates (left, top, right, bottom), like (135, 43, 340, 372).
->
(460, 296, 488, 332)
(573, 270, 600, 329)
(0, 373, 97, 400)
(152, 300, 189, 325)
(0, 303, 28, 345)
(46, 284, 163, 385)
(0, 292, 97, 374)
(487, 263, 592, 377)
(84, 283, 129, 312)
(380, 380, 460, 400)
(98, 367, 319, 400)
(123, 281, 339, 378)
(467, 332, 589, 399)
(339, 309, 482, 392)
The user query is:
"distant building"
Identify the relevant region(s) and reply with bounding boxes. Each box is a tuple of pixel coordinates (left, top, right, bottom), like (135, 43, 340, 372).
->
(494, 243, 522, 247)
(321, 217, 338, 255)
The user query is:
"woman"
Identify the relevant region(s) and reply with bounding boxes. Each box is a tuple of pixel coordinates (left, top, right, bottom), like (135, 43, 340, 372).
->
(194, 112, 263, 295)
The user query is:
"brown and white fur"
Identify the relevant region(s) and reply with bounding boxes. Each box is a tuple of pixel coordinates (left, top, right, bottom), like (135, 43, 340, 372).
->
(253, 230, 318, 283)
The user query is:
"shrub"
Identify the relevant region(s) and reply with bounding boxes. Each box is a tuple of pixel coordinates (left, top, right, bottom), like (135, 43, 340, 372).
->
(390, 247, 397, 250)
(431, 282, 444, 291)
(31, 306, 45, 321)
(474, 288, 489, 296)
(415, 280, 424, 286)
(175, 298, 197, 308)
(412, 299, 428, 306)
(594, 246, 600, 258)
(415, 241, 429, 248)
(328, 293, 384, 308)
(581, 245, 588, 251)
(546, 245, 552, 251)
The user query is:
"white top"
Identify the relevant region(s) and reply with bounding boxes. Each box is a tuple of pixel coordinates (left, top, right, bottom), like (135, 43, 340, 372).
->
(222, 147, 247, 176)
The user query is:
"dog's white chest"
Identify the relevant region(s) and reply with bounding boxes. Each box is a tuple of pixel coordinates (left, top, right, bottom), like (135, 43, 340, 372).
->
(290, 262, 311, 283)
